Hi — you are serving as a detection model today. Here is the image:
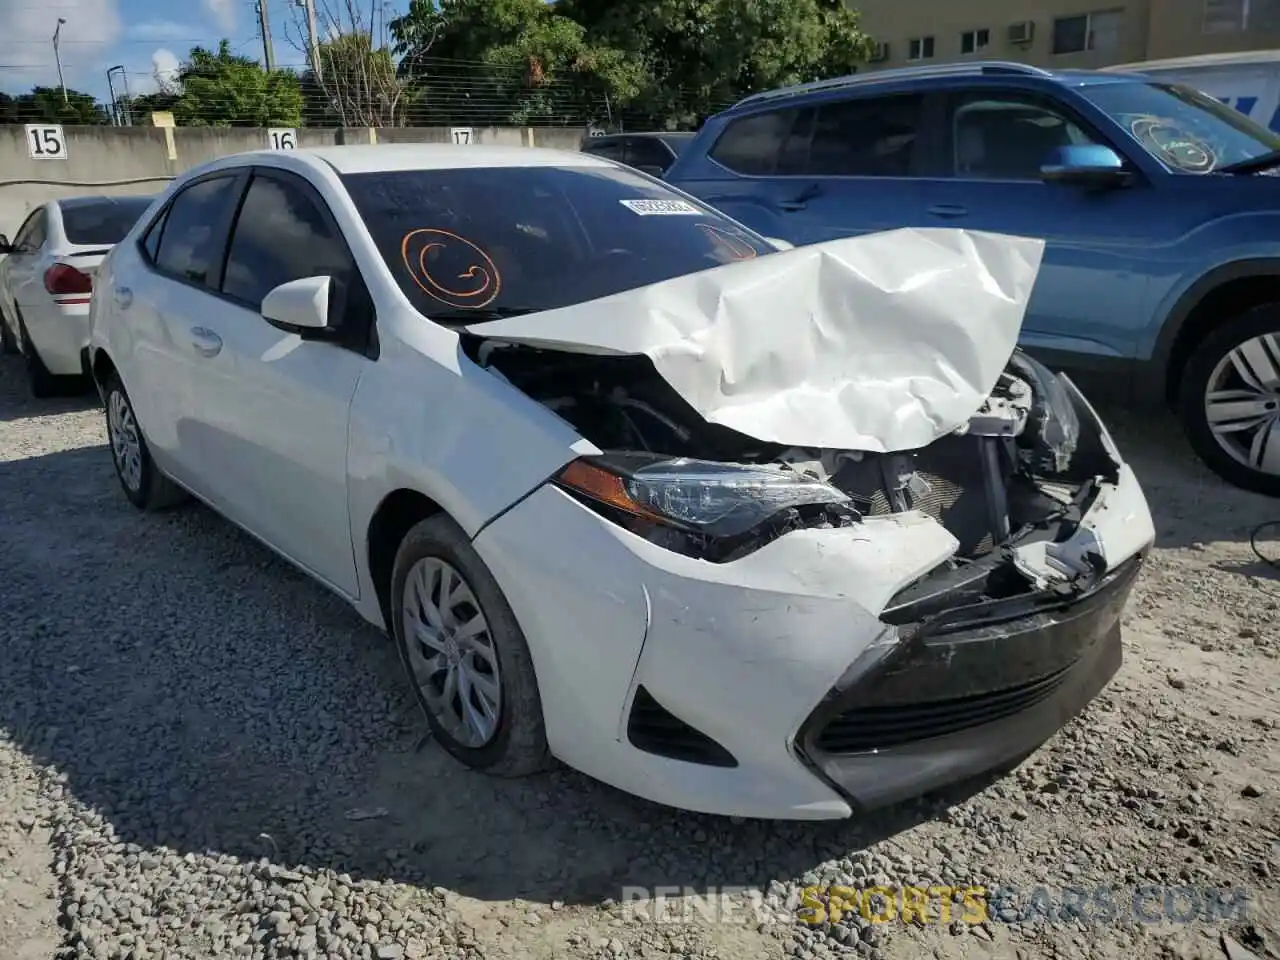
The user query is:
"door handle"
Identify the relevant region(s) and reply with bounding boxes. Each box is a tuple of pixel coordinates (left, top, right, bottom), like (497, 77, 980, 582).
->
(113, 286, 133, 308)
(190, 326, 223, 358)
(778, 183, 822, 212)
(927, 204, 969, 218)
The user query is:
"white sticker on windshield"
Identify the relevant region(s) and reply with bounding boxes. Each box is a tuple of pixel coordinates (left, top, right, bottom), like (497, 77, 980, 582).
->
(619, 199, 702, 216)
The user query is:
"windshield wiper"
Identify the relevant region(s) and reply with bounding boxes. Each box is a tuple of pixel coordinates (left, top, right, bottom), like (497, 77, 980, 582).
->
(426, 306, 543, 325)
(1219, 149, 1280, 174)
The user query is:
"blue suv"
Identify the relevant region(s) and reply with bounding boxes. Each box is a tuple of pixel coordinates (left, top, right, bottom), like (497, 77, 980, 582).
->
(664, 61, 1280, 496)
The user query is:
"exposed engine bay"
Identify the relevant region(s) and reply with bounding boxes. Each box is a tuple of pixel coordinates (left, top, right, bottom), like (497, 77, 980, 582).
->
(466, 336, 1121, 591)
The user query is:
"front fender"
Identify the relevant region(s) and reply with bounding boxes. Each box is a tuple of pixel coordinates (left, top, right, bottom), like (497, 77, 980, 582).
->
(1143, 252, 1280, 376)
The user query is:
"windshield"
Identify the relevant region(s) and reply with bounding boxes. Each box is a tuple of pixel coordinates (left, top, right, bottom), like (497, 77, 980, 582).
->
(340, 165, 774, 323)
(59, 196, 155, 245)
(1077, 81, 1280, 172)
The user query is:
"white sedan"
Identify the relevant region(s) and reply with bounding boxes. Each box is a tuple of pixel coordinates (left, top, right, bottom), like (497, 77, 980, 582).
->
(87, 145, 1155, 820)
(0, 195, 156, 396)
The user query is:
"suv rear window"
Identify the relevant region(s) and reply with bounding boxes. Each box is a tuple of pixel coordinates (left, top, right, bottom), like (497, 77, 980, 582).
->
(340, 164, 774, 323)
(59, 197, 155, 246)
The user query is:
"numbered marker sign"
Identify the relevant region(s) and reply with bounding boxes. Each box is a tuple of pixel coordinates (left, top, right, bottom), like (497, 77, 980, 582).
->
(268, 128, 297, 150)
(450, 127, 473, 145)
(26, 124, 67, 160)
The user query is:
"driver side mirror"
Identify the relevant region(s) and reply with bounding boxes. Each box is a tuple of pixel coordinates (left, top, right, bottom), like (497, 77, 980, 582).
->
(261, 275, 332, 335)
(0, 234, 11, 254)
(1041, 144, 1131, 189)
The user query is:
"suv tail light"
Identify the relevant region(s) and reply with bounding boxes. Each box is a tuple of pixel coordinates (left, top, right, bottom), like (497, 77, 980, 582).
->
(44, 263, 93, 296)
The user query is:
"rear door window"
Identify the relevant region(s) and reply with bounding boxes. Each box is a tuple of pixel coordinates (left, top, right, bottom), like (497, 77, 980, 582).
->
(13, 209, 47, 252)
(806, 94, 925, 177)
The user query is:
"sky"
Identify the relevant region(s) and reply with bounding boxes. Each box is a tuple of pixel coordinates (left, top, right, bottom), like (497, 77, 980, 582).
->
(0, 0, 408, 104)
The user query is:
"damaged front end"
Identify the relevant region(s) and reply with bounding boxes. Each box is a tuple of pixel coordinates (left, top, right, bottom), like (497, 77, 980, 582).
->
(468, 335, 1122, 575)
(467, 335, 1150, 809)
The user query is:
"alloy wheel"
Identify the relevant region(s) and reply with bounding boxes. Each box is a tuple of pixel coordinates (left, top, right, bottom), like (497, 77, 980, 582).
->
(1203, 332, 1280, 477)
(401, 556, 502, 748)
(107, 388, 143, 493)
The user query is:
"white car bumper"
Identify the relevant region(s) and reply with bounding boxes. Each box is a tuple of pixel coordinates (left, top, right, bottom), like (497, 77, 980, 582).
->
(472, 393, 1154, 821)
(25, 302, 91, 376)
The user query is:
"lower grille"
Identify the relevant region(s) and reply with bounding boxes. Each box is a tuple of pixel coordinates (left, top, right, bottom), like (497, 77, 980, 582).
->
(627, 686, 737, 767)
(815, 665, 1074, 754)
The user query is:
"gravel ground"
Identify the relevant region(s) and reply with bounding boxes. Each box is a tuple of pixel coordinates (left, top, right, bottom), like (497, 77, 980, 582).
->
(1, 354, 1278, 960)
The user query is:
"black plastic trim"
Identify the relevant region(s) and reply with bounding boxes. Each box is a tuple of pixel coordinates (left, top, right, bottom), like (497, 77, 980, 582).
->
(627, 686, 738, 768)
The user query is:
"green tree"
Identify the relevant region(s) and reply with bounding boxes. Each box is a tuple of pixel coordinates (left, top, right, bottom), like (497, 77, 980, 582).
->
(173, 40, 303, 127)
(5, 87, 109, 124)
(558, 0, 873, 128)
(390, 0, 643, 126)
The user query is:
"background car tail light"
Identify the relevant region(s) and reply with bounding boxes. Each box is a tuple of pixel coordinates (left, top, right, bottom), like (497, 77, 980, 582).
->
(44, 263, 93, 296)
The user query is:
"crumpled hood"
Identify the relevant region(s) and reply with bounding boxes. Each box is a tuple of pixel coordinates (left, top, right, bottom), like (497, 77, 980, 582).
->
(465, 227, 1046, 452)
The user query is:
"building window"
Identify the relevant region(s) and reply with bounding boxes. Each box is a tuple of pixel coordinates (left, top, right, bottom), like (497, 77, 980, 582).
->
(960, 28, 991, 54)
(908, 36, 936, 60)
(1204, 0, 1246, 31)
(1204, 0, 1280, 32)
(1051, 10, 1123, 54)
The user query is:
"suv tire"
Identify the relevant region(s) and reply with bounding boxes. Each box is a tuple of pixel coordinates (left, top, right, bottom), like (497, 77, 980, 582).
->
(1179, 304, 1280, 497)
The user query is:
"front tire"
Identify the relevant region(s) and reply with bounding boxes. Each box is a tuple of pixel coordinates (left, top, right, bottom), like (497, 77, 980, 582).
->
(1179, 304, 1280, 497)
(103, 372, 188, 511)
(390, 514, 551, 777)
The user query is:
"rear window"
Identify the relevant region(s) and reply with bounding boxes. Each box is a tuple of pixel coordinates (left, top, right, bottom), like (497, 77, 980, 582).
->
(340, 165, 774, 323)
(59, 197, 155, 246)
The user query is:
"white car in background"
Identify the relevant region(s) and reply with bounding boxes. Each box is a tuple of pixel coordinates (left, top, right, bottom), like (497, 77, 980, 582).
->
(0, 195, 157, 397)
(86, 145, 1155, 820)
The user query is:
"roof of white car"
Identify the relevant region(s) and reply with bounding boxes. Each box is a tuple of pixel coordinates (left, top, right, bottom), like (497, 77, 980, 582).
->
(231, 143, 614, 174)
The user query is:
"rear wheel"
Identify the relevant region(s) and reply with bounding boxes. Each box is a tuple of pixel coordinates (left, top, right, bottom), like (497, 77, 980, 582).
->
(0, 307, 17, 356)
(16, 315, 56, 398)
(103, 372, 188, 511)
(1179, 304, 1280, 497)
(390, 514, 551, 777)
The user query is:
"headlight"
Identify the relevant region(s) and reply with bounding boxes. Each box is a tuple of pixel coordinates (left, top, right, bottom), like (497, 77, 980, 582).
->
(555, 454, 859, 561)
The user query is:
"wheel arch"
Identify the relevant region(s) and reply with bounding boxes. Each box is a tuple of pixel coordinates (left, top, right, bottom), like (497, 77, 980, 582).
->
(1155, 260, 1280, 408)
(366, 488, 446, 632)
(89, 346, 119, 400)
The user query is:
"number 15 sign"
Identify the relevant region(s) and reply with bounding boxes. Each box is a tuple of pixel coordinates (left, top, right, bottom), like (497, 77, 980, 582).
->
(26, 124, 68, 160)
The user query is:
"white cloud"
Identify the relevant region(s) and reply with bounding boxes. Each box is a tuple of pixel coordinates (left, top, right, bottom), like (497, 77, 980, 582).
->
(125, 19, 198, 43)
(120, 46, 182, 96)
(0, 0, 123, 90)
(202, 0, 237, 34)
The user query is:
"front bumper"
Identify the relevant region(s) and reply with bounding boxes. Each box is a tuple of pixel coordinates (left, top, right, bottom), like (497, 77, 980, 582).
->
(472, 389, 1153, 821)
(795, 552, 1140, 811)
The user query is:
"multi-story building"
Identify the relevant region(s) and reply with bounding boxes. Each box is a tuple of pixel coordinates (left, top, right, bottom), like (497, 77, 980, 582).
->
(852, 0, 1280, 71)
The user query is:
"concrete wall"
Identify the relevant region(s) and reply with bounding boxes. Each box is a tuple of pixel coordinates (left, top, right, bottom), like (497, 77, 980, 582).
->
(0, 124, 590, 234)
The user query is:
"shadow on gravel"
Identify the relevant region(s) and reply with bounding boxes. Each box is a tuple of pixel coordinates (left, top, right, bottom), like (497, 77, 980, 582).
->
(0, 373, 1274, 914)
(0, 358, 98, 423)
(0, 443, 999, 911)
(1092, 402, 1280, 553)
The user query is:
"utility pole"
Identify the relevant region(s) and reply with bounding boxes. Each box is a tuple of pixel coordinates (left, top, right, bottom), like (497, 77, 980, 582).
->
(256, 0, 277, 72)
(302, 0, 322, 82)
(52, 18, 68, 104)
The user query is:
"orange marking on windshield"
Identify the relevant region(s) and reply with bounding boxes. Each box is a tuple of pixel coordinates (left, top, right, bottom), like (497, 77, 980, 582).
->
(399, 228, 502, 309)
(697, 223, 759, 261)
